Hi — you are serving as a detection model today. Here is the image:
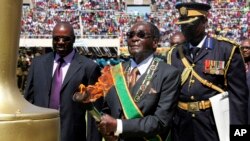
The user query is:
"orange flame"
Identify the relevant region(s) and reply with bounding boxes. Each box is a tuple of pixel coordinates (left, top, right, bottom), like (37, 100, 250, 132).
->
(77, 65, 114, 103)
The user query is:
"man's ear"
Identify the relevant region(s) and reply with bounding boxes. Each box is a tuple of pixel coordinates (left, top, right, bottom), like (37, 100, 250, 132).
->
(153, 38, 159, 50)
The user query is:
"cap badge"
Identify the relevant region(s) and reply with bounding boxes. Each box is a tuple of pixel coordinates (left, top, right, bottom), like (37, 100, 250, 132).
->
(180, 6, 188, 17)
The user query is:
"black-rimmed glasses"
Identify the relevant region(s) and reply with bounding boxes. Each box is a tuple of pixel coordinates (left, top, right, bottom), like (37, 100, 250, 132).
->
(126, 30, 152, 39)
(241, 46, 250, 50)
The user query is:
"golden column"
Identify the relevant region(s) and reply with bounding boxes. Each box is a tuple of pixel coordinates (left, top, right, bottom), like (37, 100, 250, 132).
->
(0, 0, 60, 141)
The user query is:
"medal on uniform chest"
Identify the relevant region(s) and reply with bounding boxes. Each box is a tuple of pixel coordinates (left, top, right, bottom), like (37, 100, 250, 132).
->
(204, 60, 210, 73)
(204, 60, 225, 75)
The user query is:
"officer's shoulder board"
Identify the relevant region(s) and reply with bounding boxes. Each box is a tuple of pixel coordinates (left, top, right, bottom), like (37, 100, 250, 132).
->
(211, 34, 240, 86)
(211, 34, 240, 47)
(166, 44, 178, 65)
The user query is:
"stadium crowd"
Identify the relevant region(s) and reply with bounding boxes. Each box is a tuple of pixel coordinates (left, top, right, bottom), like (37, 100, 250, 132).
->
(21, 0, 249, 45)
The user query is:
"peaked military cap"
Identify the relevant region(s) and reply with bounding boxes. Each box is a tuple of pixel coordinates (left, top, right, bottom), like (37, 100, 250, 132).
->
(175, 2, 211, 25)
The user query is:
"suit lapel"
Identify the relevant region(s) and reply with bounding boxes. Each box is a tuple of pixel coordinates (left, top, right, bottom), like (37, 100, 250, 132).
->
(44, 53, 54, 91)
(131, 73, 144, 97)
(61, 54, 81, 89)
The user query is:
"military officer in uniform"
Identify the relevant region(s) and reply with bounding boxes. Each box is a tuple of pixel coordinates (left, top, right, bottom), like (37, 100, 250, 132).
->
(167, 2, 249, 141)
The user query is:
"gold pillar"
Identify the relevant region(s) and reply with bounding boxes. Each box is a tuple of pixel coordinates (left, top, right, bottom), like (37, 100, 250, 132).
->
(0, 0, 60, 141)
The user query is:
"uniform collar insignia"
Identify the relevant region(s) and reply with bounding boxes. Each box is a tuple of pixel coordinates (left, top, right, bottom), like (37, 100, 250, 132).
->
(180, 7, 188, 17)
(205, 37, 214, 49)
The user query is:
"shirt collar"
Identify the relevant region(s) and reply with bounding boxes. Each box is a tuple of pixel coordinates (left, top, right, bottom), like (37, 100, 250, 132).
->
(55, 49, 75, 63)
(189, 35, 207, 49)
(130, 54, 154, 75)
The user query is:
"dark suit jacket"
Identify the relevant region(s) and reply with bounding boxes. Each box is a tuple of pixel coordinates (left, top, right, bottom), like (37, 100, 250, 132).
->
(102, 59, 181, 141)
(169, 37, 249, 141)
(24, 51, 101, 141)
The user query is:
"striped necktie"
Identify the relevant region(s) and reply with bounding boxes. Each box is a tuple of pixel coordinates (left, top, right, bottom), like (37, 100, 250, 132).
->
(128, 67, 140, 89)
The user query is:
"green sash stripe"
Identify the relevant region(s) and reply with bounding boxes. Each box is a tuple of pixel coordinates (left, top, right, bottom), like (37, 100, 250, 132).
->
(111, 63, 143, 119)
(111, 63, 162, 141)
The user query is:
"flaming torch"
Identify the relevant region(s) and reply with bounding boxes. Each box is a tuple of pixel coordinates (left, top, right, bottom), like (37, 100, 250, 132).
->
(73, 66, 114, 122)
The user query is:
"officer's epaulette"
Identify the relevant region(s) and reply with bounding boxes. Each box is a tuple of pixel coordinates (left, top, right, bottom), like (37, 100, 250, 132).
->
(211, 34, 240, 47)
(210, 34, 240, 87)
(166, 44, 178, 65)
(170, 44, 178, 48)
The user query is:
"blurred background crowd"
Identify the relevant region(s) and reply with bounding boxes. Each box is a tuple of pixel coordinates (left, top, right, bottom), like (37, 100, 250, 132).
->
(17, 0, 250, 92)
(21, 0, 249, 44)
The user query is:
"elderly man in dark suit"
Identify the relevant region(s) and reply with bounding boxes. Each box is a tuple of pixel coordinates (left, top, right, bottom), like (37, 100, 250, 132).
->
(81, 21, 180, 141)
(24, 22, 101, 141)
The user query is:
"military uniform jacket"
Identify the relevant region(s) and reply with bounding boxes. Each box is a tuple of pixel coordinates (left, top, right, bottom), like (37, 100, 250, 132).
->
(102, 59, 181, 141)
(168, 36, 249, 141)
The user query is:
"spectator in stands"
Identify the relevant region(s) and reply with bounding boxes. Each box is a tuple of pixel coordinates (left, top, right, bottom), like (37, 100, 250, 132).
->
(241, 38, 250, 87)
(240, 38, 250, 124)
(169, 31, 186, 46)
(24, 22, 102, 141)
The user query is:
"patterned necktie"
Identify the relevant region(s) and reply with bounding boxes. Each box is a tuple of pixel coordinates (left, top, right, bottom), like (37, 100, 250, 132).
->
(128, 67, 140, 89)
(50, 58, 64, 109)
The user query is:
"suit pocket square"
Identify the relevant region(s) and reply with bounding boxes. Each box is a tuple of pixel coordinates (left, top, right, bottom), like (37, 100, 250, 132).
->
(149, 88, 157, 95)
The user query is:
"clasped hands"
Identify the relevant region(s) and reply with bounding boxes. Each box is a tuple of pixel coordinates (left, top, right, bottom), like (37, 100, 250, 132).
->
(97, 114, 118, 141)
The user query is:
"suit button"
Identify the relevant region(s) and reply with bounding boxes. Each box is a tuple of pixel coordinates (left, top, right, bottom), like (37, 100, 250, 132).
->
(190, 96, 195, 100)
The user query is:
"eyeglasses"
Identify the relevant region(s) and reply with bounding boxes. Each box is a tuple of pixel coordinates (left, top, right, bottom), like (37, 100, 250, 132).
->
(53, 36, 71, 42)
(126, 30, 152, 39)
(240, 46, 250, 50)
